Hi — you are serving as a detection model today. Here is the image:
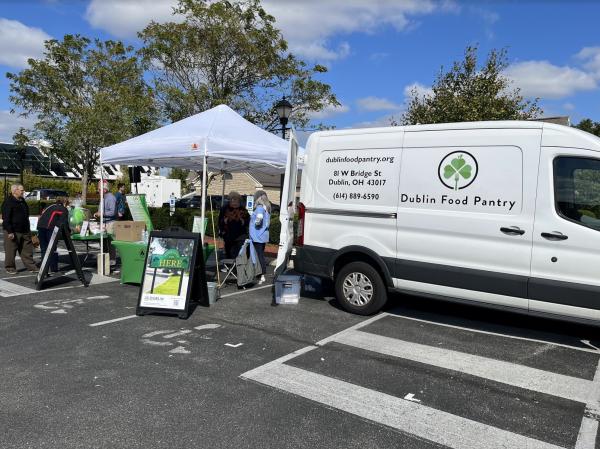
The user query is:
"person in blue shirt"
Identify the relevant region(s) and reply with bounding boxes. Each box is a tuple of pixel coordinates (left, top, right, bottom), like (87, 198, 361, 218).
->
(249, 190, 271, 285)
(114, 183, 127, 220)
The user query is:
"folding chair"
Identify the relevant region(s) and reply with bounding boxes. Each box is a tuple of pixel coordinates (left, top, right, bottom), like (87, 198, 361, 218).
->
(218, 258, 237, 287)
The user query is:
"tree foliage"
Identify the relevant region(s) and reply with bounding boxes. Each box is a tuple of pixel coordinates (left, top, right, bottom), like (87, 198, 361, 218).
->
(400, 46, 542, 125)
(7, 35, 158, 202)
(12, 127, 30, 184)
(138, 0, 338, 130)
(575, 118, 600, 137)
(169, 167, 192, 192)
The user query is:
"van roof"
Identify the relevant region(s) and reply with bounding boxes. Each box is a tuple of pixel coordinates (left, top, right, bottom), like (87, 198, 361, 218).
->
(309, 120, 600, 151)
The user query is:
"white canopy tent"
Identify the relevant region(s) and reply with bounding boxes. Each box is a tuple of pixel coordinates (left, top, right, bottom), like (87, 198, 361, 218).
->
(101, 104, 290, 173)
(98, 104, 299, 276)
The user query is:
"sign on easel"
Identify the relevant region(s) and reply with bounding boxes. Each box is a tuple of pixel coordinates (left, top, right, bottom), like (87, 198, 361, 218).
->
(136, 229, 208, 319)
(36, 225, 89, 290)
(126, 194, 153, 231)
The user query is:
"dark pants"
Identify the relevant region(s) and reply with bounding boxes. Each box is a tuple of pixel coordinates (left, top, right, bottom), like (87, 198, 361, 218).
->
(253, 242, 266, 276)
(38, 227, 59, 272)
(3, 231, 37, 271)
(224, 238, 244, 259)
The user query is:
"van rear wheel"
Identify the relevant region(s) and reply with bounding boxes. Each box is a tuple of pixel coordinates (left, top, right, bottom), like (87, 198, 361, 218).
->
(335, 262, 387, 315)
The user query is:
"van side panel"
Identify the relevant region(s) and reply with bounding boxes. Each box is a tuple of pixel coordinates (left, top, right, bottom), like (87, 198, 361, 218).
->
(299, 130, 403, 280)
(393, 128, 542, 310)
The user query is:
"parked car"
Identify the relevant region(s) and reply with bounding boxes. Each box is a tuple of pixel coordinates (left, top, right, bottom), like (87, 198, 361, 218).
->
(25, 189, 69, 201)
(166, 194, 280, 213)
(164, 195, 221, 210)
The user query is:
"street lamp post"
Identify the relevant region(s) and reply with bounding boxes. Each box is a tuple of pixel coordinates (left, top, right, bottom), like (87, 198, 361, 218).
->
(275, 96, 293, 139)
(275, 96, 293, 206)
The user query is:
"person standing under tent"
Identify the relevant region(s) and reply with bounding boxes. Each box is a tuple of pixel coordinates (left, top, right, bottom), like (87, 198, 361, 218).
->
(114, 183, 127, 220)
(249, 190, 270, 285)
(37, 197, 70, 274)
(1, 184, 38, 274)
(94, 180, 117, 266)
(218, 191, 249, 259)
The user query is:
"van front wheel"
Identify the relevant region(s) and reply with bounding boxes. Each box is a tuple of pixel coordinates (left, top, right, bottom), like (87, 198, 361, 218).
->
(335, 262, 387, 315)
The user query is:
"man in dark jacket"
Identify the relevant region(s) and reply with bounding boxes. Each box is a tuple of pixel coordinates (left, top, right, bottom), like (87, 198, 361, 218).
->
(2, 184, 38, 274)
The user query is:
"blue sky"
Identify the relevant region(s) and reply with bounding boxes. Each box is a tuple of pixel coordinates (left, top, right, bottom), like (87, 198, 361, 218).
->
(1, 0, 600, 143)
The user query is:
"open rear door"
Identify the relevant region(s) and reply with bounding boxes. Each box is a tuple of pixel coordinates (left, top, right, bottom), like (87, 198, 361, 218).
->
(274, 129, 300, 277)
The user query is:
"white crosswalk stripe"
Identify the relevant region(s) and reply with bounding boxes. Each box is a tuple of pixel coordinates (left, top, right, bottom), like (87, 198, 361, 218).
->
(241, 313, 600, 449)
(244, 359, 565, 449)
(334, 329, 595, 406)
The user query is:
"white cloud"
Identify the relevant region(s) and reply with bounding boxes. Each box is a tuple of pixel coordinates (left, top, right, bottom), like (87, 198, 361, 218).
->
(576, 47, 600, 77)
(357, 96, 401, 111)
(261, 0, 452, 61)
(0, 18, 51, 68)
(85, 0, 180, 38)
(84, 0, 453, 61)
(309, 103, 350, 120)
(351, 114, 398, 129)
(0, 111, 37, 143)
(403, 82, 433, 99)
(505, 60, 597, 99)
(563, 102, 575, 111)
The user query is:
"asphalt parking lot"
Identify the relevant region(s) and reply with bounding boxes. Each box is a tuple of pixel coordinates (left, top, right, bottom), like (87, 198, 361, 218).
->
(1, 239, 600, 449)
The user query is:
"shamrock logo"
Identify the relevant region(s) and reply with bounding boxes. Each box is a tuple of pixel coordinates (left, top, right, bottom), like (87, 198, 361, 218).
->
(438, 151, 478, 190)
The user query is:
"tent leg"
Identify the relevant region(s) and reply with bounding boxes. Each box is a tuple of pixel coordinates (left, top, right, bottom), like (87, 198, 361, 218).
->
(99, 168, 104, 276)
(200, 156, 207, 244)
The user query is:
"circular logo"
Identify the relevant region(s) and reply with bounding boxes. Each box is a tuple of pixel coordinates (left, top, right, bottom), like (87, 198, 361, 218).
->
(438, 151, 478, 190)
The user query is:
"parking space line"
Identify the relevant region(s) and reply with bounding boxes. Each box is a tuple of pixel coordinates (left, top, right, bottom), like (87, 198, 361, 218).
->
(575, 417, 598, 449)
(575, 360, 600, 448)
(386, 312, 600, 354)
(220, 283, 272, 298)
(243, 362, 566, 449)
(332, 329, 593, 404)
(0, 274, 37, 280)
(89, 315, 138, 327)
(316, 313, 388, 346)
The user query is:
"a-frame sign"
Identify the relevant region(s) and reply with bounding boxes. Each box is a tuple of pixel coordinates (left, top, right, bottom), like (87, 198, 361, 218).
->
(35, 225, 89, 290)
(136, 228, 208, 319)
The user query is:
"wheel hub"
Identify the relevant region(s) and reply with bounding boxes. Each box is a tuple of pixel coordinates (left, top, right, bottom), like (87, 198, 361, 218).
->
(342, 272, 374, 306)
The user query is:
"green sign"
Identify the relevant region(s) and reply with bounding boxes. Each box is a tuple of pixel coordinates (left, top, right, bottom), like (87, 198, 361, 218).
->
(149, 249, 189, 270)
(127, 194, 154, 231)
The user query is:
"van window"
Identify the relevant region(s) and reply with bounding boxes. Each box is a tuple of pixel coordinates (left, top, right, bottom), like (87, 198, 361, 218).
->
(554, 156, 600, 231)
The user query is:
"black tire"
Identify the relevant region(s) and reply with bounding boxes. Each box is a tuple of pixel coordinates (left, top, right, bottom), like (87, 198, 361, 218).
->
(334, 261, 387, 315)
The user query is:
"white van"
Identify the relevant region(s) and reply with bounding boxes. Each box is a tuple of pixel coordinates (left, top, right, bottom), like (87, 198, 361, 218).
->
(294, 121, 600, 324)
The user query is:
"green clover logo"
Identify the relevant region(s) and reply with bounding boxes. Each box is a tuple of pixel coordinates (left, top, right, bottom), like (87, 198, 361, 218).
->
(443, 155, 472, 191)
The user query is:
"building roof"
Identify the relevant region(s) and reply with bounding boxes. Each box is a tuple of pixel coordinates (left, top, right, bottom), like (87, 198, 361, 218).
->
(0, 143, 152, 179)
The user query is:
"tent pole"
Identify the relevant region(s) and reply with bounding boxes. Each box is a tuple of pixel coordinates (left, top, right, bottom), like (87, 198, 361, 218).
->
(200, 154, 207, 244)
(99, 166, 104, 276)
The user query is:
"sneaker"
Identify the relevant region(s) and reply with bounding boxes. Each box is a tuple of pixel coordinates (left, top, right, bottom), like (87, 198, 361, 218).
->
(28, 268, 39, 273)
(109, 260, 117, 267)
(220, 267, 228, 273)
(6, 269, 17, 275)
(258, 275, 266, 285)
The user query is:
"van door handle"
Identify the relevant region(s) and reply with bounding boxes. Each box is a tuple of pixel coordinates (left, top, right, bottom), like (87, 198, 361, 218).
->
(500, 226, 525, 236)
(541, 231, 568, 241)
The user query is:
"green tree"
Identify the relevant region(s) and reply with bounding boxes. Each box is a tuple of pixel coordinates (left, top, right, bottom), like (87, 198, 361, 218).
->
(169, 167, 192, 192)
(12, 127, 30, 184)
(7, 35, 158, 203)
(575, 118, 600, 137)
(400, 46, 542, 125)
(138, 0, 338, 130)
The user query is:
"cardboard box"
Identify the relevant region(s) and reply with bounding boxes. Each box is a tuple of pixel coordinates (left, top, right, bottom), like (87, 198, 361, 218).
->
(113, 221, 146, 242)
